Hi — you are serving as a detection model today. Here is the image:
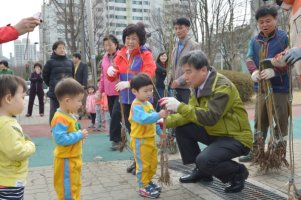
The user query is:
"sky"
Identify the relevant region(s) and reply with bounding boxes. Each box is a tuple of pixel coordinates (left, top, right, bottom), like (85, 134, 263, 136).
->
(1, 0, 43, 58)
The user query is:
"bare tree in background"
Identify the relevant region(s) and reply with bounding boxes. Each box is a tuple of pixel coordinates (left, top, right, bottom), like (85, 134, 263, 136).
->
(148, 0, 198, 56)
(51, 0, 85, 53)
(218, 0, 251, 70)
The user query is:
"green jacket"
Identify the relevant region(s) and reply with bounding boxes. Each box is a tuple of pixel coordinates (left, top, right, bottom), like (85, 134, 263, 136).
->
(0, 69, 13, 75)
(166, 68, 252, 148)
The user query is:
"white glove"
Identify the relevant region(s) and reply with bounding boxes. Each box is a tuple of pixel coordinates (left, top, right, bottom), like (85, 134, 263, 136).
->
(251, 70, 259, 82)
(115, 81, 130, 91)
(107, 66, 116, 77)
(260, 68, 275, 80)
(159, 97, 181, 112)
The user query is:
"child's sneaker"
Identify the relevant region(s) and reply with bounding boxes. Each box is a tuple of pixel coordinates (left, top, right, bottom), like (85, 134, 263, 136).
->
(139, 184, 160, 198)
(88, 124, 95, 128)
(149, 181, 161, 192)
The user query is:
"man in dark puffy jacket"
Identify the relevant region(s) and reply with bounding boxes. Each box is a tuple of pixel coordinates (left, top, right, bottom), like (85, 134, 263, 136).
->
(43, 41, 74, 124)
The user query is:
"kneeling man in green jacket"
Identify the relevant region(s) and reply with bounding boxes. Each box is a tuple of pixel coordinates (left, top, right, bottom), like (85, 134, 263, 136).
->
(159, 50, 253, 193)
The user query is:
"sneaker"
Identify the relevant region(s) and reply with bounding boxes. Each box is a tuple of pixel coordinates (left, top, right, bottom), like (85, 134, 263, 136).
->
(88, 124, 95, 128)
(127, 162, 136, 173)
(26, 114, 31, 117)
(139, 184, 160, 198)
(132, 167, 136, 175)
(149, 181, 161, 192)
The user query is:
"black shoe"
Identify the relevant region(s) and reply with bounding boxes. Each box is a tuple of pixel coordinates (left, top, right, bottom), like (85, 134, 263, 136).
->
(238, 152, 252, 163)
(224, 165, 249, 193)
(110, 142, 120, 151)
(179, 167, 213, 183)
(131, 167, 136, 175)
(127, 162, 136, 173)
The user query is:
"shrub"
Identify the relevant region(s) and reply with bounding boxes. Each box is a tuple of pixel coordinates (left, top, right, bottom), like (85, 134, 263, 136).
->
(218, 70, 254, 102)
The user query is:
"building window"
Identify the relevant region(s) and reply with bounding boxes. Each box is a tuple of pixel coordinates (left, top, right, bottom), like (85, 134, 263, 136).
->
(115, 15, 127, 19)
(143, 9, 149, 13)
(115, 7, 126, 11)
(133, 16, 143, 20)
(132, 8, 142, 12)
(133, 1, 142, 5)
(144, 1, 150, 5)
(115, 0, 126, 3)
(116, 23, 127, 27)
(144, 17, 150, 20)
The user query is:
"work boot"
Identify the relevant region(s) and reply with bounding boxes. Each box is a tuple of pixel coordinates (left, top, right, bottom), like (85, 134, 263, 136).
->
(225, 165, 249, 193)
(238, 152, 252, 163)
(179, 167, 213, 183)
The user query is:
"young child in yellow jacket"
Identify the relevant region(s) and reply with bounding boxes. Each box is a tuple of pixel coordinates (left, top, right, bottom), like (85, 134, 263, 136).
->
(129, 74, 168, 198)
(51, 78, 88, 200)
(0, 75, 36, 199)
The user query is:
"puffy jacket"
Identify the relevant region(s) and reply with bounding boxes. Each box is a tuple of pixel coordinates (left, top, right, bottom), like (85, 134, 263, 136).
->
(86, 94, 96, 113)
(108, 46, 156, 104)
(29, 71, 44, 93)
(0, 69, 14, 75)
(43, 53, 74, 98)
(0, 25, 18, 44)
(247, 29, 289, 93)
(99, 52, 119, 96)
(166, 68, 252, 149)
(0, 116, 36, 187)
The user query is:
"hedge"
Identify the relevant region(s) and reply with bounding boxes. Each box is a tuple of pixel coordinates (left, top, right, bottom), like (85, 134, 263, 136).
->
(218, 70, 254, 102)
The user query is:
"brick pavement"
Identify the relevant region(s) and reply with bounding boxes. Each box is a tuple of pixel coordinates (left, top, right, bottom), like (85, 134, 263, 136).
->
(21, 93, 301, 199)
(25, 160, 201, 200)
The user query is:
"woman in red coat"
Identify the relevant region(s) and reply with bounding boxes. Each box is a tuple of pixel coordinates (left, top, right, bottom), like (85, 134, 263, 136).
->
(107, 22, 156, 174)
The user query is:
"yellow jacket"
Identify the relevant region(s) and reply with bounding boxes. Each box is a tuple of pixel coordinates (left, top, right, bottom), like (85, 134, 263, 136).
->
(0, 116, 36, 187)
(51, 110, 83, 158)
(129, 99, 162, 138)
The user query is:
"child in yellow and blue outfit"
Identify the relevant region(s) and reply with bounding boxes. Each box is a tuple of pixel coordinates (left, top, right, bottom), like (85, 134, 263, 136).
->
(129, 73, 168, 198)
(51, 78, 88, 200)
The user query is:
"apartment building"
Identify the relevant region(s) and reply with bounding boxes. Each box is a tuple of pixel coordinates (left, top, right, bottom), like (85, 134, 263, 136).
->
(13, 39, 37, 67)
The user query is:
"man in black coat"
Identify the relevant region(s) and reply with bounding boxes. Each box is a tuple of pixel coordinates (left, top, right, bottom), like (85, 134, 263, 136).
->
(72, 53, 88, 119)
(72, 53, 88, 88)
(43, 41, 74, 124)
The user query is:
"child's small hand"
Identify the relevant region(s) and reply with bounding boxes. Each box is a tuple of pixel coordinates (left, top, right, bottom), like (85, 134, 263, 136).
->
(82, 129, 89, 139)
(158, 109, 168, 118)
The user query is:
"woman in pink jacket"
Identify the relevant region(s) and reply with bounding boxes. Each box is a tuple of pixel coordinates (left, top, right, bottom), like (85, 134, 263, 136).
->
(98, 35, 121, 151)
